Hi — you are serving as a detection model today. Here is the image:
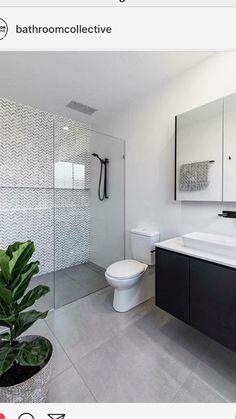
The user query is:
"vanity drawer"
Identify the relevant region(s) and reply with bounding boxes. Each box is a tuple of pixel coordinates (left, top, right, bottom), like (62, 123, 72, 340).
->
(155, 248, 190, 324)
(190, 258, 236, 351)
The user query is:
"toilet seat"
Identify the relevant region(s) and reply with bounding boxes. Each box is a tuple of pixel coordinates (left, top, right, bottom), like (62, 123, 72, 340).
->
(106, 259, 147, 280)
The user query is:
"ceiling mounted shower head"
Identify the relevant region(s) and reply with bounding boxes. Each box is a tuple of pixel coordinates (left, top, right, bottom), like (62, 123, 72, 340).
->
(66, 100, 97, 116)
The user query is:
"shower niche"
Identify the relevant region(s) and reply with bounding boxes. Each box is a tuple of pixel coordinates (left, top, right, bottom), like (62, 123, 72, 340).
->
(175, 91, 236, 202)
(0, 98, 125, 310)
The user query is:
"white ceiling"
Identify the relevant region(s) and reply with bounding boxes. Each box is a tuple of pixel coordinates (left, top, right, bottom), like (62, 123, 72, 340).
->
(0, 51, 213, 125)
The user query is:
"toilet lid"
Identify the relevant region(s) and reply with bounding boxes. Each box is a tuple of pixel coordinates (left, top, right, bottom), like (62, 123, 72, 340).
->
(106, 259, 146, 279)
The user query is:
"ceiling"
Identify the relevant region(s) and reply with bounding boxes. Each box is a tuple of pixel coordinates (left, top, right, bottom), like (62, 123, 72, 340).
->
(0, 51, 213, 125)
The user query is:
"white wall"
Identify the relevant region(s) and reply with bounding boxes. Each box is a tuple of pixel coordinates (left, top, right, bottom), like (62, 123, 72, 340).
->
(95, 52, 236, 258)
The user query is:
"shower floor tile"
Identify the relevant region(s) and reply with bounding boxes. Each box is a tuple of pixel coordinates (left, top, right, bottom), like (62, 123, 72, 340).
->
(32, 262, 108, 310)
(55, 263, 107, 308)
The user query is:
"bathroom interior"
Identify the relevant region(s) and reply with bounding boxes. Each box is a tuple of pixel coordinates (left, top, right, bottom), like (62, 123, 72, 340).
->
(0, 50, 236, 402)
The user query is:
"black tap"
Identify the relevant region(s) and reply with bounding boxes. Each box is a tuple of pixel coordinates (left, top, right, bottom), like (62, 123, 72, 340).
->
(218, 211, 236, 219)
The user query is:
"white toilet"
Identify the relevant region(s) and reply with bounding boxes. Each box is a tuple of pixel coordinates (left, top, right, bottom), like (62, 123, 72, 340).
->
(105, 228, 160, 312)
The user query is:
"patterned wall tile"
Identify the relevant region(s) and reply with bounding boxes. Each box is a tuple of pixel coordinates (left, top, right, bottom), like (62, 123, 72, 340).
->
(0, 98, 54, 188)
(54, 116, 91, 271)
(54, 190, 91, 270)
(0, 188, 54, 275)
(54, 115, 91, 189)
(0, 99, 91, 280)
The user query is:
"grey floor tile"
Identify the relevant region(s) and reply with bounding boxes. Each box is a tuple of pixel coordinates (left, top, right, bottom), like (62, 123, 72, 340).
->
(46, 287, 158, 364)
(133, 309, 211, 369)
(82, 273, 108, 294)
(75, 333, 180, 403)
(23, 319, 72, 380)
(192, 342, 236, 402)
(122, 323, 195, 388)
(173, 373, 226, 402)
(65, 263, 108, 294)
(30, 272, 54, 311)
(39, 283, 236, 403)
(46, 288, 117, 363)
(63, 263, 97, 281)
(87, 262, 105, 275)
(48, 366, 96, 403)
(55, 274, 88, 308)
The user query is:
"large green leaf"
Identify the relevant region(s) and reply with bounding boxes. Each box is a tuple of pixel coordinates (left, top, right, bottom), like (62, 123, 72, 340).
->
(0, 250, 11, 284)
(0, 301, 10, 317)
(0, 343, 23, 375)
(9, 241, 35, 278)
(0, 272, 7, 287)
(12, 262, 39, 301)
(0, 313, 15, 327)
(17, 336, 50, 367)
(13, 310, 48, 338)
(0, 284, 13, 306)
(0, 332, 10, 342)
(16, 285, 49, 312)
(0, 320, 11, 328)
(6, 242, 23, 258)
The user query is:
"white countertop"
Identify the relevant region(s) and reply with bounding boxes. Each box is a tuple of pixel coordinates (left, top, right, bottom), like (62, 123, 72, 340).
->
(155, 236, 236, 269)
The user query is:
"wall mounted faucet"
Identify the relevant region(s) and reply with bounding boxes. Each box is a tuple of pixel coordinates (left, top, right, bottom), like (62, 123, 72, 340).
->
(218, 211, 236, 218)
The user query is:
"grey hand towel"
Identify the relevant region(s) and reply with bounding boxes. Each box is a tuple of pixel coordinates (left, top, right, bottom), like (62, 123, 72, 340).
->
(179, 161, 209, 191)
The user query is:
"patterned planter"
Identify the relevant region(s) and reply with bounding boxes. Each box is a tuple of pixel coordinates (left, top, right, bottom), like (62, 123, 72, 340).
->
(0, 335, 53, 403)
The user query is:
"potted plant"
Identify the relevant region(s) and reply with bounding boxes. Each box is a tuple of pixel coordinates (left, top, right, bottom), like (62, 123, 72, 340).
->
(0, 240, 52, 403)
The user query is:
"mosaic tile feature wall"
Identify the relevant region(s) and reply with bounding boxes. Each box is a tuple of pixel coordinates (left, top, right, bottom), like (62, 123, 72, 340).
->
(0, 98, 54, 188)
(55, 190, 90, 270)
(0, 98, 91, 275)
(54, 115, 90, 190)
(54, 115, 91, 270)
(0, 188, 54, 275)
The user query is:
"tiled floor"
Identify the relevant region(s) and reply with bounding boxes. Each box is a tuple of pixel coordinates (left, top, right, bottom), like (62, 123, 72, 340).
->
(31, 262, 108, 310)
(27, 286, 236, 403)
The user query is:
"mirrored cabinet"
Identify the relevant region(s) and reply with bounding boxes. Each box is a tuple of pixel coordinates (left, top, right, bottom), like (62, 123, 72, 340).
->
(175, 92, 236, 202)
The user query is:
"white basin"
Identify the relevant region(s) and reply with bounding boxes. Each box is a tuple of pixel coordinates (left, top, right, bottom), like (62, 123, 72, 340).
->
(182, 232, 236, 259)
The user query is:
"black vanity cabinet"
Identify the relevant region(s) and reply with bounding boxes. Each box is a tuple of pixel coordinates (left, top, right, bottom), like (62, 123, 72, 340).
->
(190, 258, 236, 351)
(155, 248, 236, 352)
(155, 249, 189, 323)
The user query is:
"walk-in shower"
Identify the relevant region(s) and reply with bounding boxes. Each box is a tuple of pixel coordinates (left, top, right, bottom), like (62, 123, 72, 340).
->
(0, 98, 125, 310)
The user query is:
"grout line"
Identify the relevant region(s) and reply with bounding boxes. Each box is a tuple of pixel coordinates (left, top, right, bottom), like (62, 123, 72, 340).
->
(170, 374, 192, 402)
(42, 319, 73, 359)
(49, 363, 98, 403)
(73, 363, 99, 403)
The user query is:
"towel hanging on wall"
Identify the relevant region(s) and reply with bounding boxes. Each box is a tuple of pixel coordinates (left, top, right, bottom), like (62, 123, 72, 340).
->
(179, 160, 210, 192)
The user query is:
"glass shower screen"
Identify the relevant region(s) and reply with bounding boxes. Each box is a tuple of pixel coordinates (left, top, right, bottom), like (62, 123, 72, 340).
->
(54, 120, 125, 308)
(0, 97, 125, 312)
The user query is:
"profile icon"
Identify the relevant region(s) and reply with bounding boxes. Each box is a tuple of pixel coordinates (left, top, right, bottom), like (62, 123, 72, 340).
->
(0, 18, 8, 40)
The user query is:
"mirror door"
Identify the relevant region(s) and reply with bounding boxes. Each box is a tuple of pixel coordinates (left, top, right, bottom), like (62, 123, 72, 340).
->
(223, 93, 236, 201)
(176, 99, 223, 201)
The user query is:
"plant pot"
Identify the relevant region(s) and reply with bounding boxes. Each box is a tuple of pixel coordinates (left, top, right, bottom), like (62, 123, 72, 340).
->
(0, 335, 53, 403)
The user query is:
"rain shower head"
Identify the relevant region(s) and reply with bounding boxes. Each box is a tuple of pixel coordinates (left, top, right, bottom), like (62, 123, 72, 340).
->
(66, 100, 97, 115)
